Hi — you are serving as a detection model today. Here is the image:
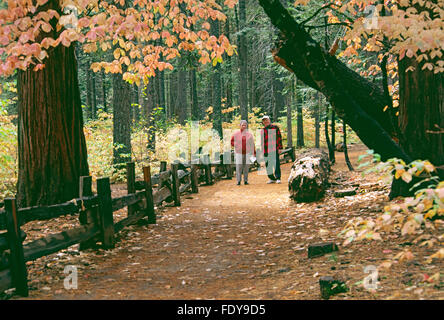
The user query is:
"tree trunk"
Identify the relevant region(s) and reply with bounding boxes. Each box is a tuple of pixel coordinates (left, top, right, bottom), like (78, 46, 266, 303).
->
(190, 68, 199, 121)
(325, 104, 333, 160)
(259, 0, 411, 164)
(343, 120, 354, 171)
(286, 100, 293, 148)
(288, 148, 330, 202)
(91, 70, 97, 119)
(238, 0, 248, 121)
(330, 109, 336, 164)
(112, 73, 132, 167)
(143, 82, 156, 152)
(159, 70, 165, 110)
(211, 19, 223, 137)
(132, 84, 140, 125)
(398, 57, 444, 172)
(273, 72, 285, 121)
(168, 72, 176, 118)
(17, 42, 89, 207)
(101, 71, 107, 113)
(85, 59, 92, 120)
(296, 79, 304, 147)
(225, 17, 233, 122)
(315, 92, 320, 148)
(388, 57, 444, 198)
(176, 68, 188, 124)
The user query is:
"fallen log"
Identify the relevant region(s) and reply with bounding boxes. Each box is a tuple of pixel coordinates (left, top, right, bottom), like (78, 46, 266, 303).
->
(288, 149, 330, 202)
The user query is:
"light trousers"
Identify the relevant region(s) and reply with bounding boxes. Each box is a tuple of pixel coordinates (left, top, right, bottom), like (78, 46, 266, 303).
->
(235, 153, 252, 183)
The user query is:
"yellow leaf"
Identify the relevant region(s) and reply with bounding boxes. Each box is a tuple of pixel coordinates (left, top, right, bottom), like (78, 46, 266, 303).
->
(395, 169, 405, 179)
(113, 48, 121, 60)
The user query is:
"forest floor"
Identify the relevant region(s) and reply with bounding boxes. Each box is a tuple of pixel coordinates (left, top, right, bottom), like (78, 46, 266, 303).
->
(9, 145, 443, 300)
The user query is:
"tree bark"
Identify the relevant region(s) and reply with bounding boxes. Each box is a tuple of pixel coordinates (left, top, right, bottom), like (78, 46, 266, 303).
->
(85, 58, 92, 119)
(273, 72, 285, 121)
(176, 67, 188, 124)
(91, 69, 97, 119)
(343, 120, 354, 171)
(296, 79, 304, 147)
(325, 104, 333, 160)
(286, 99, 293, 148)
(398, 57, 444, 172)
(330, 109, 336, 163)
(101, 71, 107, 113)
(17, 43, 89, 207)
(225, 17, 233, 122)
(315, 92, 320, 148)
(237, 0, 248, 121)
(211, 19, 223, 137)
(189, 68, 199, 121)
(112, 72, 132, 167)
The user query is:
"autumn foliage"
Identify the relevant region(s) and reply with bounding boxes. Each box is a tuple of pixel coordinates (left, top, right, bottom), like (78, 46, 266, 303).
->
(0, 0, 238, 84)
(294, 0, 444, 73)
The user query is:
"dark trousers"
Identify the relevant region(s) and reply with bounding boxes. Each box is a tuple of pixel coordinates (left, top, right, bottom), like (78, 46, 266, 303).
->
(265, 151, 281, 180)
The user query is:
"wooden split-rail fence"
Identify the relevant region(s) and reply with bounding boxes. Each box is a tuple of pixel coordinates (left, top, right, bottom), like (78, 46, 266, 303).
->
(0, 148, 295, 297)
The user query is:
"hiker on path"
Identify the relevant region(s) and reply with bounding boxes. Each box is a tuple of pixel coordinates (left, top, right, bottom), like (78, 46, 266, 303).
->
(231, 120, 256, 185)
(260, 115, 283, 184)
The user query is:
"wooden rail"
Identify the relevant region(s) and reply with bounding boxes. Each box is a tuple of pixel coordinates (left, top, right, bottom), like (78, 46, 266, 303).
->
(0, 147, 295, 297)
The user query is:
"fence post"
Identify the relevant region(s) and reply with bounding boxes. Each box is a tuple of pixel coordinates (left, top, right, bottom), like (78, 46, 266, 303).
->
(160, 161, 167, 173)
(79, 176, 96, 251)
(218, 152, 224, 177)
(171, 163, 181, 206)
(4, 198, 28, 297)
(224, 151, 233, 179)
(126, 162, 136, 216)
(97, 178, 114, 249)
(191, 164, 199, 193)
(204, 154, 213, 185)
(290, 147, 296, 162)
(143, 166, 156, 224)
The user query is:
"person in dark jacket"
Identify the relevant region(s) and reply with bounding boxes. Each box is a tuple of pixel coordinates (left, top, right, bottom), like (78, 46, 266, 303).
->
(260, 115, 283, 184)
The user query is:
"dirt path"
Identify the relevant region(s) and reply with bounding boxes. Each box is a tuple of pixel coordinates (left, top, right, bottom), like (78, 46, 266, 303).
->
(16, 145, 443, 300)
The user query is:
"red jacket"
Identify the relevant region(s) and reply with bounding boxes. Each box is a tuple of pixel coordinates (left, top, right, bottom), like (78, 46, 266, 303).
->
(260, 124, 283, 156)
(231, 130, 256, 155)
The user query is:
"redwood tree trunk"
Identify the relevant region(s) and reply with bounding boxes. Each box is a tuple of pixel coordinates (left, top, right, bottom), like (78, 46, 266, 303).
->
(398, 57, 444, 171)
(17, 43, 89, 207)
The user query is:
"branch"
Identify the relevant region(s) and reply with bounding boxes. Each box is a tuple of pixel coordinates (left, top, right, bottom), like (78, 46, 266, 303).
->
(305, 22, 351, 30)
(300, 3, 335, 26)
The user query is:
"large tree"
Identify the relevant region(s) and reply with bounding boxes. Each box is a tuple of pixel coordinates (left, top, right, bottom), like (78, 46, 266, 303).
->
(15, 1, 89, 207)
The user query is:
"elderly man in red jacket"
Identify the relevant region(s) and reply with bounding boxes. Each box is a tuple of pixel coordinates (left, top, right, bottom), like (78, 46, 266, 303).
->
(231, 120, 256, 185)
